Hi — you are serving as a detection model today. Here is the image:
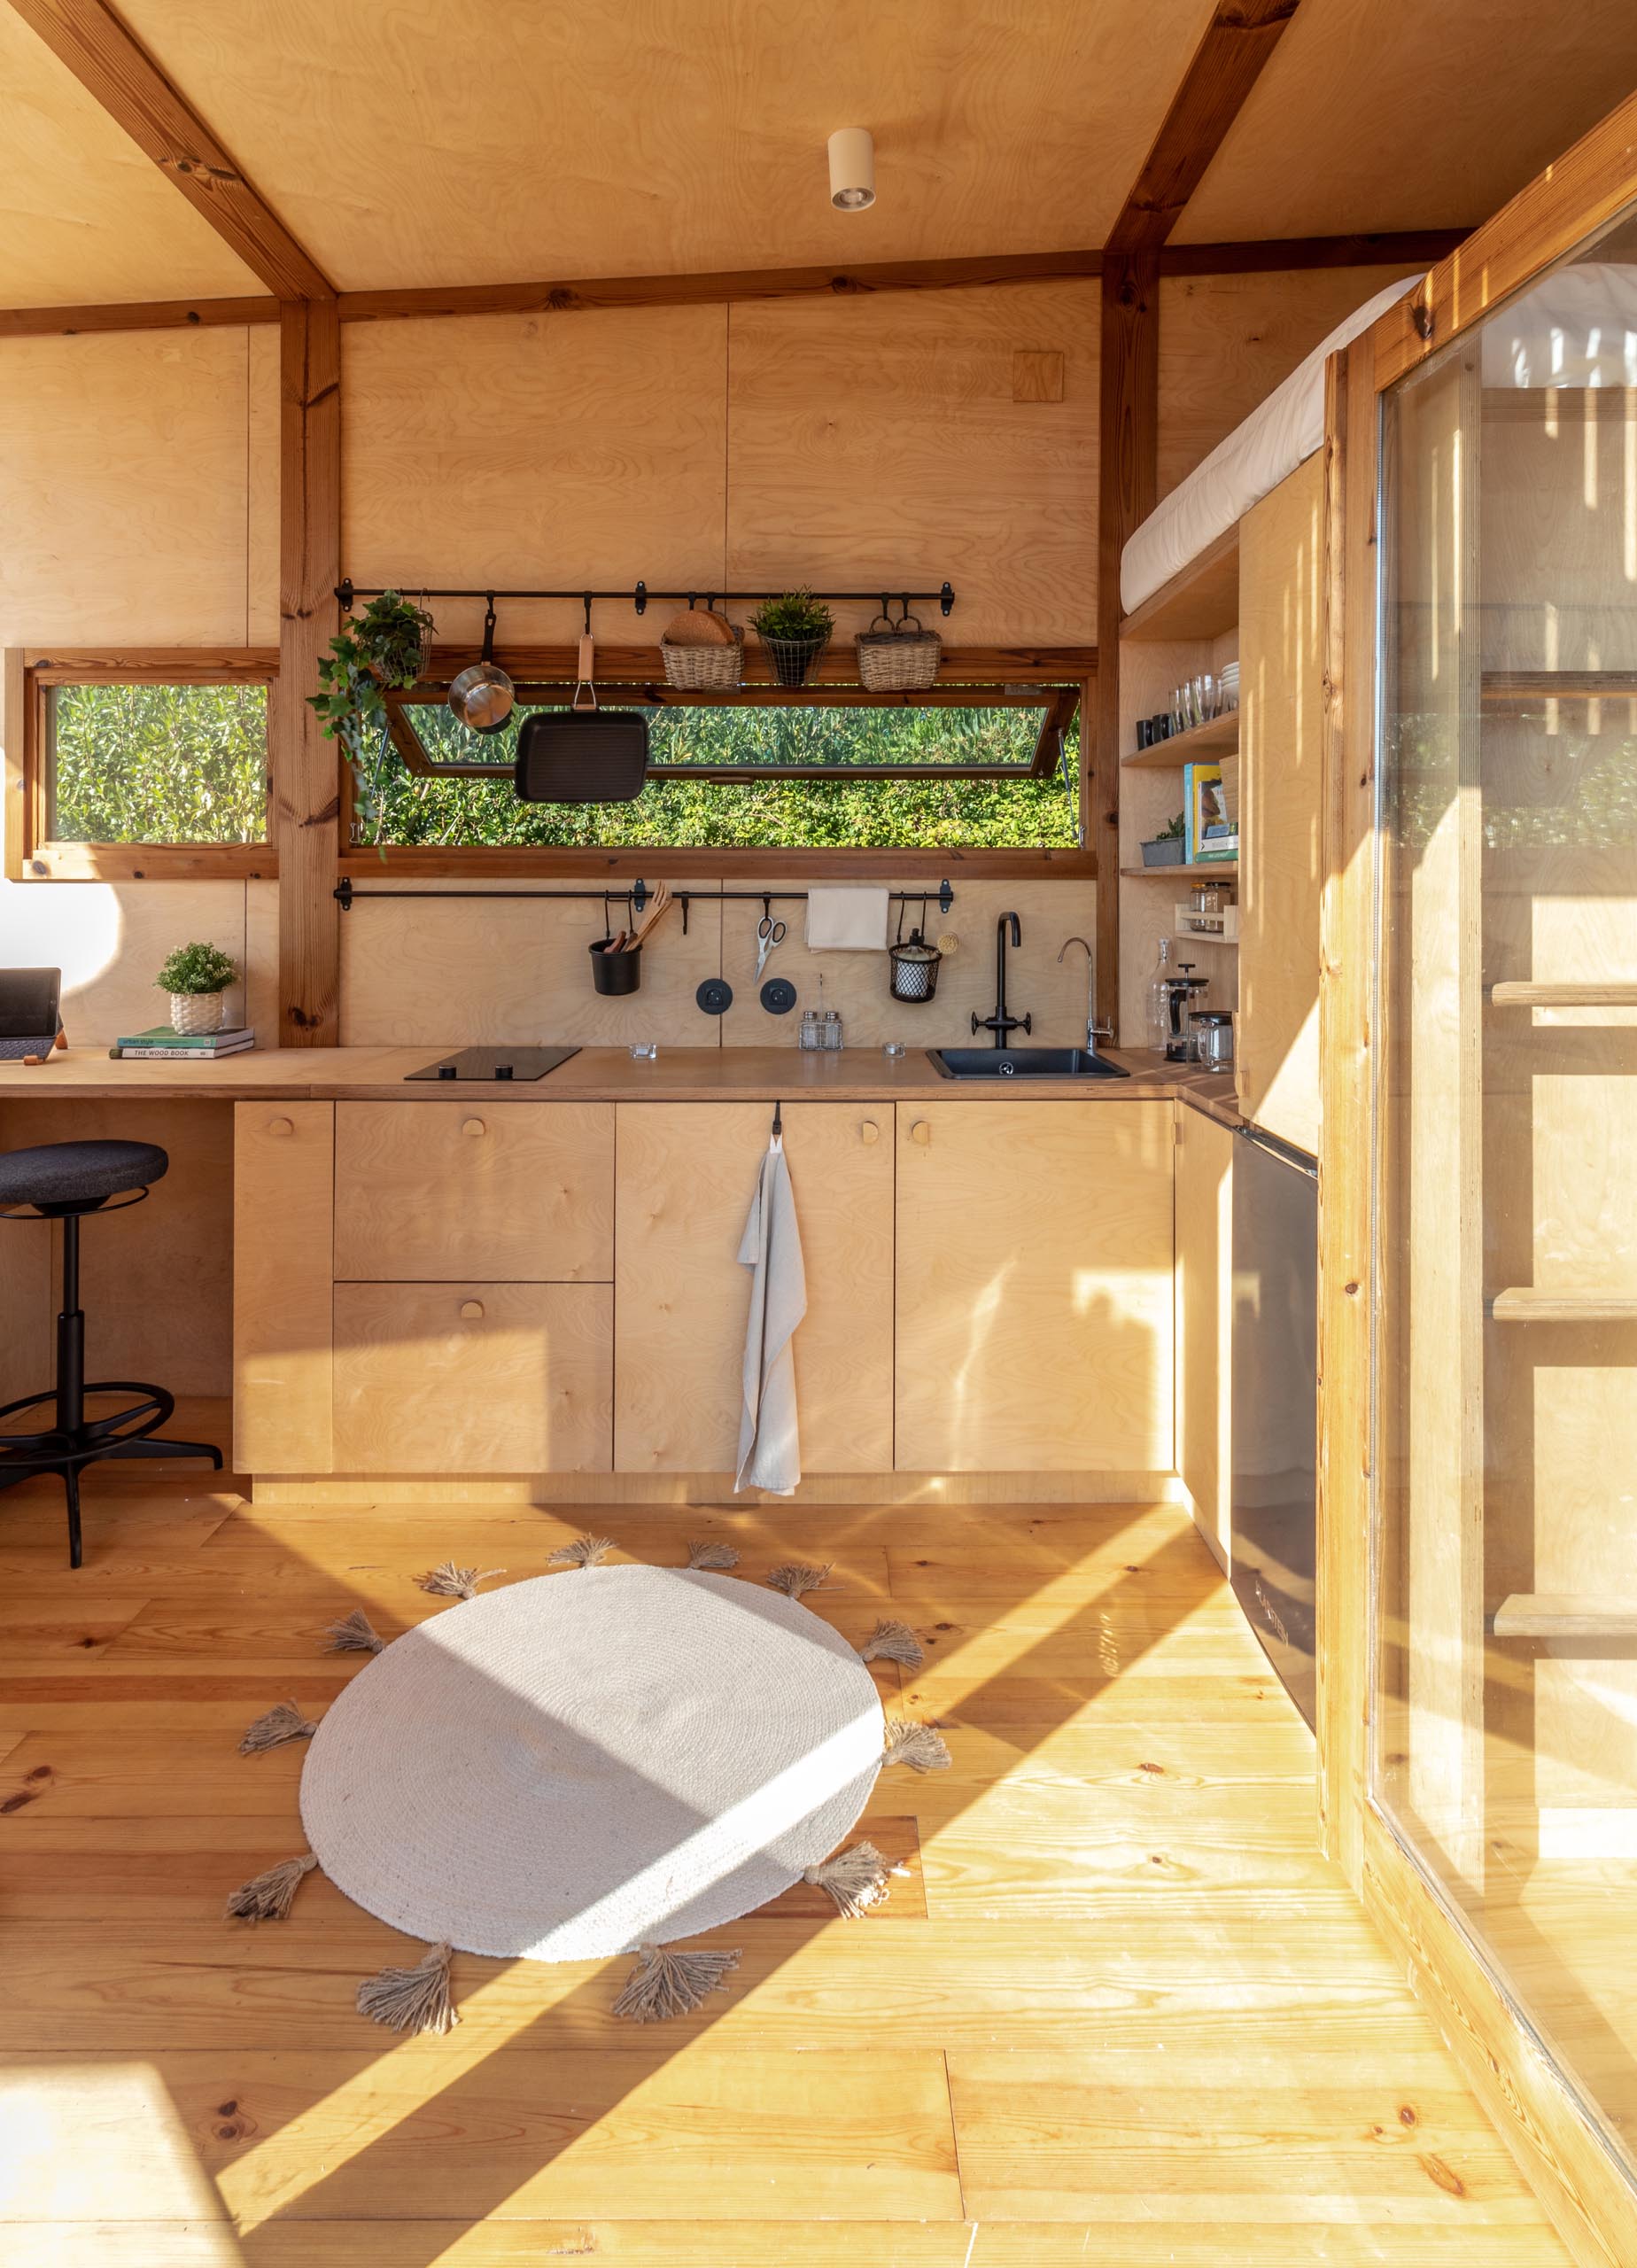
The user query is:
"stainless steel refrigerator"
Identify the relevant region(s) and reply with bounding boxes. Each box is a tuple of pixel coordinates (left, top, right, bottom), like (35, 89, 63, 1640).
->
(1230, 1122, 1319, 1728)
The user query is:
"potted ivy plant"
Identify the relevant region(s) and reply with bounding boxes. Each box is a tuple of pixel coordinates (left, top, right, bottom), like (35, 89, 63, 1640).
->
(157, 941, 237, 1035)
(308, 591, 435, 841)
(749, 589, 834, 687)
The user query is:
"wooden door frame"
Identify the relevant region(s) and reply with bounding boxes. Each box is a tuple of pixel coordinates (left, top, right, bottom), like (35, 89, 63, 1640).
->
(1317, 86, 1637, 2268)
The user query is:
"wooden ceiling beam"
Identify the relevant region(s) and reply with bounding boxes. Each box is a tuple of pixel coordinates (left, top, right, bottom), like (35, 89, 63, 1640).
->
(5, 0, 331, 299)
(0, 232, 1467, 341)
(1105, 0, 1303, 255)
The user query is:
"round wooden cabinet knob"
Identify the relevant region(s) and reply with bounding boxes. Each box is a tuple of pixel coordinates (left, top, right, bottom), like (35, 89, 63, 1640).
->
(860, 1118, 881, 1145)
(268, 1116, 293, 1137)
(459, 1300, 485, 1321)
(462, 1117, 486, 1138)
(911, 1119, 932, 1146)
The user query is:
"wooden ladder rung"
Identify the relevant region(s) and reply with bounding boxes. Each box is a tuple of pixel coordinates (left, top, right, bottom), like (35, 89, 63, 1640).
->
(1490, 983, 1637, 1008)
(1491, 1288, 1637, 1323)
(1492, 1594, 1637, 1640)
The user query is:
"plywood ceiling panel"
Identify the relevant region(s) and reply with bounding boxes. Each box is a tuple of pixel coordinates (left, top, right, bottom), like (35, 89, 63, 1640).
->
(0, 6, 260, 307)
(112, 0, 1219, 291)
(1175, 0, 1637, 242)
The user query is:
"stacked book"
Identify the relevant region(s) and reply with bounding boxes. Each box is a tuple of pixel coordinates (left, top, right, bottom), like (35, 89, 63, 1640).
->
(111, 1026, 256, 1061)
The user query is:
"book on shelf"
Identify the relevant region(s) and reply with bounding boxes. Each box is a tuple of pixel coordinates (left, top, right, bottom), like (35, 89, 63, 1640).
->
(112, 1027, 256, 1060)
(1183, 761, 1234, 864)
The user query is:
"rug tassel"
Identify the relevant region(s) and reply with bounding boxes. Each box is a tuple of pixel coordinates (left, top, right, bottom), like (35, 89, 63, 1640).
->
(766, 1562, 831, 1599)
(882, 1717, 951, 1774)
(225, 1850, 319, 1922)
(686, 1539, 741, 1571)
(857, 1618, 924, 1669)
(415, 1561, 506, 1600)
(612, 1941, 741, 2023)
(548, 1534, 615, 1570)
(238, 1700, 318, 1754)
(356, 1941, 459, 2035)
(323, 1608, 385, 1655)
(803, 1839, 897, 1918)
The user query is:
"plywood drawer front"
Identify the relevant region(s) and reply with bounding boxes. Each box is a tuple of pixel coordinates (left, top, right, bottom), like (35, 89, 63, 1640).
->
(334, 1102, 613, 1281)
(234, 1100, 334, 1473)
(333, 1282, 612, 1474)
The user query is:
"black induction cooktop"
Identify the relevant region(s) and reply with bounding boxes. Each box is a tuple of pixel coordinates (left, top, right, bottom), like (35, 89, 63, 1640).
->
(405, 1046, 580, 1084)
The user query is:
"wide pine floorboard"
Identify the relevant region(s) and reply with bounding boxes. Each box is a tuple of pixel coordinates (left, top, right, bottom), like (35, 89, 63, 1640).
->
(0, 1418, 1571, 2266)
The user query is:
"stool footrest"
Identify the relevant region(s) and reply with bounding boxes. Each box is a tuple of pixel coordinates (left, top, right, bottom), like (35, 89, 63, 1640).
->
(0, 1377, 221, 1567)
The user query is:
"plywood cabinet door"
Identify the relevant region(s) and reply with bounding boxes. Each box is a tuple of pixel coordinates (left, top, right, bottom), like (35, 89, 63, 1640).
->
(1175, 1106, 1233, 1568)
(334, 1282, 611, 1474)
(233, 1100, 334, 1473)
(334, 1101, 613, 1281)
(615, 1102, 895, 1473)
(1238, 452, 1326, 1154)
(895, 1100, 1175, 1473)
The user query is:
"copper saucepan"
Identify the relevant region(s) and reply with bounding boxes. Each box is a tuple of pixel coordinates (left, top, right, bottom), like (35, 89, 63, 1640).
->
(447, 600, 515, 734)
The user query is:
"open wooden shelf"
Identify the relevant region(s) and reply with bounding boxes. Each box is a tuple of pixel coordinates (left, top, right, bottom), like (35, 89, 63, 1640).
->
(1119, 526, 1239, 644)
(1122, 860, 1238, 879)
(1492, 1595, 1637, 1641)
(1491, 982, 1637, 1008)
(1491, 1288, 1637, 1323)
(1122, 710, 1240, 768)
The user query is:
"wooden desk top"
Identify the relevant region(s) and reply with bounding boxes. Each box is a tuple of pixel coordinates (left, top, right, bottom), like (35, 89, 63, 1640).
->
(0, 1043, 1242, 1115)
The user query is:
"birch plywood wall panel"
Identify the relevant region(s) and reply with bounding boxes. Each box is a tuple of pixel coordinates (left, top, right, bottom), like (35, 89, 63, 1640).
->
(341, 308, 730, 651)
(0, 329, 261, 648)
(1157, 266, 1409, 503)
(725, 282, 1099, 643)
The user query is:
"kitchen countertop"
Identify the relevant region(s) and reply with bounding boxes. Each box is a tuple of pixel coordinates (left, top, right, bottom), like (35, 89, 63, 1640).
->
(0, 1043, 1243, 1115)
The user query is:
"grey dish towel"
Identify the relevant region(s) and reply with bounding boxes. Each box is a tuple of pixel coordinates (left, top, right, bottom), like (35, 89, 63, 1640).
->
(735, 1134, 808, 1495)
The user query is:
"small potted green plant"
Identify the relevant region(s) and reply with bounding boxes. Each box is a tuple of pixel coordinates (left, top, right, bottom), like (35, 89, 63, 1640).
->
(157, 941, 238, 1035)
(308, 591, 435, 840)
(1140, 812, 1188, 869)
(749, 589, 834, 687)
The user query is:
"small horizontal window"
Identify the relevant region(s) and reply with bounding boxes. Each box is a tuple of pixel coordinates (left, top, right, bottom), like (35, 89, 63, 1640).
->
(46, 680, 269, 846)
(373, 686, 1081, 851)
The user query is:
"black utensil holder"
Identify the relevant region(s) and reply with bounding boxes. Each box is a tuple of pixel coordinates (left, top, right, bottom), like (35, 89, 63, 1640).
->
(590, 940, 641, 996)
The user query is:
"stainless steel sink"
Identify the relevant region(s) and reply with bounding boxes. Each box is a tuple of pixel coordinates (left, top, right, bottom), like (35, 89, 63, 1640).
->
(927, 1047, 1130, 1080)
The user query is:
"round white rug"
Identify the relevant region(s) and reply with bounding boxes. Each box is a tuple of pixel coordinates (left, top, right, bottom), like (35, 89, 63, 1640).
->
(299, 1565, 885, 1960)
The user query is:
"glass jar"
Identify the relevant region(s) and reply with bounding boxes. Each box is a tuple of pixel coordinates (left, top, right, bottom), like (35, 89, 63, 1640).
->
(798, 1010, 823, 1052)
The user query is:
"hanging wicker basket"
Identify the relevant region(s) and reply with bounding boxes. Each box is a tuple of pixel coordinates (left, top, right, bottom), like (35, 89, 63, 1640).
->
(660, 622, 745, 689)
(856, 612, 942, 692)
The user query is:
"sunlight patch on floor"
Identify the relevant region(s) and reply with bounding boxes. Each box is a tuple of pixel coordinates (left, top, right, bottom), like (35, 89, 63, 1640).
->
(0, 2061, 236, 2234)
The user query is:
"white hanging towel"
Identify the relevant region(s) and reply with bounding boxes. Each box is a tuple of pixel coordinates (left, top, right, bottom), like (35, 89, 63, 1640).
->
(734, 1131, 808, 1495)
(804, 886, 889, 951)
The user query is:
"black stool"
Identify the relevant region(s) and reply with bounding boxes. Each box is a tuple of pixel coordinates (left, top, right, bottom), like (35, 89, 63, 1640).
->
(0, 1140, 222, 1567)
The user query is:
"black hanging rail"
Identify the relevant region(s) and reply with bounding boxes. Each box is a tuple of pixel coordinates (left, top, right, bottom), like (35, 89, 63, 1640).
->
(333, 877, 955, 935)
(336, 579, 957, 617)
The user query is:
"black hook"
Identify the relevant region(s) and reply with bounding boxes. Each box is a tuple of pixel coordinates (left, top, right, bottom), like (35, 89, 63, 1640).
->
(679, 892, 691, 936)
(633, 580, 648, 616)
(939, 582, 954, 617)
(582, 593, 594, 638)
(601, 891, 613, 943)
(938, 877, 953, 913)
(772, 1101, 783, 1139)
(632, 877, 648, 912)
(762, 894, 772, 926)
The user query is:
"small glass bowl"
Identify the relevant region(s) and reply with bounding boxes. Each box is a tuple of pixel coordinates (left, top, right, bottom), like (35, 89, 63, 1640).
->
(881, 1041, 907, 1059)
(629, 1042, 659, 1060)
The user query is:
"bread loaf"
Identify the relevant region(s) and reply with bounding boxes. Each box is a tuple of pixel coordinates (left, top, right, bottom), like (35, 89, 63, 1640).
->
(663, 608, 737, 648)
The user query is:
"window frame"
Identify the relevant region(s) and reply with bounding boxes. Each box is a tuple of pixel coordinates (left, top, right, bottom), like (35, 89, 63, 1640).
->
(345, 643, 1096, 880)
(7, 649, 278, 882)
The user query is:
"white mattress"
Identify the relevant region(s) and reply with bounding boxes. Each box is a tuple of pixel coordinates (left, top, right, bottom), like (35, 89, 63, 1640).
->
(1120, 261, 1637, 617)
(1120, 274, 1423, 617)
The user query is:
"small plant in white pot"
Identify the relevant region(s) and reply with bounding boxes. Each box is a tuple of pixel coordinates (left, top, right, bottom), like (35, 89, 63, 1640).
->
(158, 942, 237, 1035)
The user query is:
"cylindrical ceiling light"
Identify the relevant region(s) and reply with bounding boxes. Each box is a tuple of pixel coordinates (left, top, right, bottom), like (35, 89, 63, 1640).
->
(827, 128, 876, 211)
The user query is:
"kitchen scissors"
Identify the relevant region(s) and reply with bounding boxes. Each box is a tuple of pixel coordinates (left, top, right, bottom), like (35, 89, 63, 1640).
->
(755, 914, 787, 979)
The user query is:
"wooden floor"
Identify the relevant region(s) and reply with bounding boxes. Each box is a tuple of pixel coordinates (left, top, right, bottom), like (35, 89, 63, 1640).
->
(0, 1408, 1573, 2266)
